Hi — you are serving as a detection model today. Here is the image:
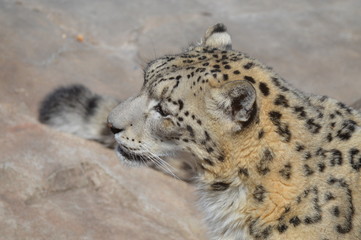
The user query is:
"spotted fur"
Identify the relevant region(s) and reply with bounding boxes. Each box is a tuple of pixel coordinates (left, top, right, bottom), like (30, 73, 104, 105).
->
(107, 24, 361, 240)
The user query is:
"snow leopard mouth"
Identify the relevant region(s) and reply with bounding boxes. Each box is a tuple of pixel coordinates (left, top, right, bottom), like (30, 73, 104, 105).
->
(116, 145, 152, 163)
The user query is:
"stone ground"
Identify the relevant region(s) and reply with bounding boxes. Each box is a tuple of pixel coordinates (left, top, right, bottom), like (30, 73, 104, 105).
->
(0, 0, 360, 239)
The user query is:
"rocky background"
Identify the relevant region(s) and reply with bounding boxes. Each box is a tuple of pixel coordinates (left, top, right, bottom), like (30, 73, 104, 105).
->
(0, 0, 360, 239)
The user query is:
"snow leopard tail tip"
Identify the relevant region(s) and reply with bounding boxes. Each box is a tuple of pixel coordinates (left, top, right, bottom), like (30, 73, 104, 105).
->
(39, 84, 120, 147)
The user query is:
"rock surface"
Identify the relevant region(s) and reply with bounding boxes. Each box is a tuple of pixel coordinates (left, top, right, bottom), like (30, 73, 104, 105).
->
(0, 0, 360, 239)
(0, 104, 206, 240)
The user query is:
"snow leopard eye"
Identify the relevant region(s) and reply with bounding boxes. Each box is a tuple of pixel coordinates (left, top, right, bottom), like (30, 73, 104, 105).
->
(154, 103, 170, 117)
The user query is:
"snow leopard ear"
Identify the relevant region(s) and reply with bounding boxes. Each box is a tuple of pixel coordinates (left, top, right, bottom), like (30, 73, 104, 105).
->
(209, 80, 257, 131)
(202, 23, 232, 50)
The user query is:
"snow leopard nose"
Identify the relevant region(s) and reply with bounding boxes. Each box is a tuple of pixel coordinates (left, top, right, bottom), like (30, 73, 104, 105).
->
(107, 122, 124, 135)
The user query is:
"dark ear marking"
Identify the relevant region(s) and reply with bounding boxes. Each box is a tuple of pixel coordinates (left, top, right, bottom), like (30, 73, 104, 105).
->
(203, 23, 232, 50)
(210, 80, 257, 130)
(228, 81, 257, 123)
(210, 23, 227, 33)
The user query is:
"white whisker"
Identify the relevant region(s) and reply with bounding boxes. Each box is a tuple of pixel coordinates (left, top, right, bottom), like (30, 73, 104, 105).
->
(141, 144, 181, 180)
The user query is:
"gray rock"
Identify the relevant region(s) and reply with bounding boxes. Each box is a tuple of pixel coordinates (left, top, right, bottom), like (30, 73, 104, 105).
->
(0, 104, 206, 240)
(0, 0, 360, 239)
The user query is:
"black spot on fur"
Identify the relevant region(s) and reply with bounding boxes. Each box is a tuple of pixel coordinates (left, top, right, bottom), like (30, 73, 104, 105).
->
(258, 129, 265, 139)
(318, 111, 324, 119)
(272, 77, 289, 92)
(259, 82, 270, 96)
(253, 185, 266, 202)
(274, 94, 289, 107)
(277, 224, 288, 234)
(293, 106, 307, 119)
(306, 119, 322, 134)
(244, 76, 255, 84)
(279, 163, 292, 179)
(269, 111, 292, 142)
(269, 111, 281, 121)
(304, 152, 312, 160)
(349, 148, 361, 171)
(217, 155, 225, 162)
(204, 158, 214, 166)
(316, 148, 326, 158)
(329, 149, 343, 166)
(318, 163, 326, 172)
(337, 102, 352, 114)
(239, 167, 249, 177)
(295, 143, 305, 152)
(304, 164, 314, 176)
(211, 69, 221, 74)
(249, 219, 257, 236)
(325, 192, 335, 201)
(186, 125, 195, 138)
(326, 133, 333, 142)
(304, 216, 318, 224)
(233, 70, 241, 75)
(224, 65, 231, 69)
(257, 148, 274, 175)
(258, 226, 272, 239)
(204, 131, 211, 141)
(206, 147, 214, 153)
(211, 182, 230, 191)
(289, 216, 301, 227)
(243, 62, 254, 69)
(332, 206, 340, 217)
(337, 119, 357, 141)
(178, 100, 184, 110)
